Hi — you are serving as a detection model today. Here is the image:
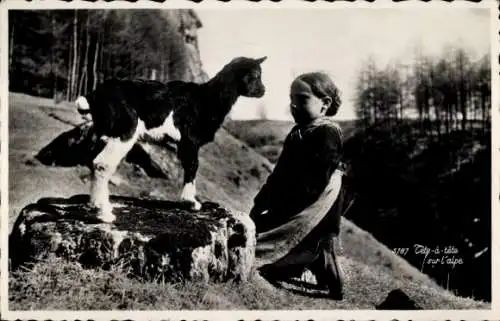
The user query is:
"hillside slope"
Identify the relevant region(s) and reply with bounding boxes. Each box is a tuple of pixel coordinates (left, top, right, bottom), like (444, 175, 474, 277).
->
(7, 93, 489, 310)
(224, 119, 358, 163)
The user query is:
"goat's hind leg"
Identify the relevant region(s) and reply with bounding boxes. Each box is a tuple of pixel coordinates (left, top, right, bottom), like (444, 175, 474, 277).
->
(89, 133, 139, 222)
(178, 141, 202, 210)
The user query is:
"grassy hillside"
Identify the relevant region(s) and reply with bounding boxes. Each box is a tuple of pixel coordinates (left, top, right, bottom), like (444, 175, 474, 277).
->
(223, 119, 294, 163)
(7, 93, 489, 310)
(224, 119, 358, 163)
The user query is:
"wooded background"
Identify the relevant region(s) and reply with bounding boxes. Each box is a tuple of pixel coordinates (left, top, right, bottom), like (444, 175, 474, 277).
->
(354, 47, 491, 135)
(8, 9, 207, 102)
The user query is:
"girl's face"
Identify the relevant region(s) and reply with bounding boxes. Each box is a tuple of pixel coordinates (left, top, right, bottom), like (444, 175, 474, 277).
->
(289, 79, 331, 124)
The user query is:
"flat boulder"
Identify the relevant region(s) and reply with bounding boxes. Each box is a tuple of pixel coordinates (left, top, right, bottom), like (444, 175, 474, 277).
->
(9, 195, 256, 283)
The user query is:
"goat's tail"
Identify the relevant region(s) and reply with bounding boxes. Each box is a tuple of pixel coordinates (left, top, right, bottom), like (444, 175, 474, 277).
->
(75, 96, 91, 115)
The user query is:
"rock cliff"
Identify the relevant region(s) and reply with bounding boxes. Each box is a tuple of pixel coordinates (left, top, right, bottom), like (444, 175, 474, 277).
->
(161, 9, 209, 83)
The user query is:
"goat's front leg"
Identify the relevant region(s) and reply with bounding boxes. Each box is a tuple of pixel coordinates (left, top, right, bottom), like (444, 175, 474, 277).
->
(178, 140, 202, 210)
(90, 132, 139, 222)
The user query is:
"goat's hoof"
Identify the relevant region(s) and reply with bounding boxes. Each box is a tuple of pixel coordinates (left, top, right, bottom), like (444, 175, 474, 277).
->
(96, 211, 116, 223)
(88, 202, 116, 223)
(189, 200, 202, 211)
(181, 198, 202, 211)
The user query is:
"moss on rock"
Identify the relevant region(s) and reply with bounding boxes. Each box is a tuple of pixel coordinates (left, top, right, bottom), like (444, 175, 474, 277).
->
(9, 195, 256, 283)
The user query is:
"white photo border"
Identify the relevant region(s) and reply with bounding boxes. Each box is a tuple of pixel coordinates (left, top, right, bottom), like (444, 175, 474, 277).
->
(0, 0, 498, 320)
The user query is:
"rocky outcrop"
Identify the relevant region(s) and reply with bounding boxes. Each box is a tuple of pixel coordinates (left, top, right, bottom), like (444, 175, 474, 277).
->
(170, 9, 209, 83)
(9, 194, 256, 283)
(376, 289, 422, 310)
(35, 121, 102, 168)
(158, 9, 209, 84)
(35, 121, 176, 180)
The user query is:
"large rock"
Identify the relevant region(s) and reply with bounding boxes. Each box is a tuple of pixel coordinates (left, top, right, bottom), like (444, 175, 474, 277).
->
(376, 289, 422, 310)
(35, 121, 174, 180)
(9, 194, 256, 283)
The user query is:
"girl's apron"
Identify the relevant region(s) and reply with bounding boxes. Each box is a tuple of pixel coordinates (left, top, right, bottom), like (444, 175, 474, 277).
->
(255, 167, 344, 268)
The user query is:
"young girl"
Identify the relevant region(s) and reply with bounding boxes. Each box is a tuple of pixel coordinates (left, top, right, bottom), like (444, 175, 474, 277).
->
(250, 71, 347, 300)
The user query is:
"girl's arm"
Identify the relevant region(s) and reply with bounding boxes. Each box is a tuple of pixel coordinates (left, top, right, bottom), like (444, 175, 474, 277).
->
(250, 131, 294, 217)
(301, 124, 343, 203)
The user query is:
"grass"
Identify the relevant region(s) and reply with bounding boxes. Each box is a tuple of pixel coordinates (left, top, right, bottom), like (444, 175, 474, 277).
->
(10, 256, 305, 310)
(224, 119, 358, 163)
(10, 256, 235, 310)
(9, 254, 488, 310)
(7, 93, 491, 310)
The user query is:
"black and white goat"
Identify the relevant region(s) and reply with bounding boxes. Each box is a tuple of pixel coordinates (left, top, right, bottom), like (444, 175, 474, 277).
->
(76, 56, 267, 222)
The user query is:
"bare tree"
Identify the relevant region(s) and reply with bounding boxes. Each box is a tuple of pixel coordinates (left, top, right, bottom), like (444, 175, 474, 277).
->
(92, 32, 101, 90)
(69, 10, 79, 100)
(50, 13, 58, 103)
(9, 14, 15, 71)
(78, 13, 91, 96)
(455, 48, 470, 130)
(354, 67, 372, 128)
(475, 55, 491, 130)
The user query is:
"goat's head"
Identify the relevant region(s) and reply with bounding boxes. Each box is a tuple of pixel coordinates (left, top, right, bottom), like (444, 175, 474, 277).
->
(222, 56, 267, 98)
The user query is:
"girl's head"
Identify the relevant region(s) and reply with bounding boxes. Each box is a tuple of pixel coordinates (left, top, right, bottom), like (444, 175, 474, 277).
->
(289, 72, 342, 124)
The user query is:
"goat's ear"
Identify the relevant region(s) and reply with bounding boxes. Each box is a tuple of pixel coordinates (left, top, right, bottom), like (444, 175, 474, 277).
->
(256, 56, 267, 64)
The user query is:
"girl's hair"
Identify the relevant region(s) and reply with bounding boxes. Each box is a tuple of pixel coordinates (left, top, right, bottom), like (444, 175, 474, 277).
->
(295, 72, 342, 116)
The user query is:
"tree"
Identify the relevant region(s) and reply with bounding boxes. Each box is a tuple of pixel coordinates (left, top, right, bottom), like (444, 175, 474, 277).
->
(394, 62, 412, 122)
(455, 48, 471, 130)
(380, 65, 403, 124)
(69, 10, 79, 100)
(432, 58, 451, 135)
(9, 12, 15, 70)
(474, 55, 491, 130)
(354, 67, 372, 128)
(92, 31, 101, 90)
(352, 42, 489, 137)
(51, 12, 57, 102)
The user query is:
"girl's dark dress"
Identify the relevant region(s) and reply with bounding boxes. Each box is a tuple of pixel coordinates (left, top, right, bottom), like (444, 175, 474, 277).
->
(251, 117, 348, 273)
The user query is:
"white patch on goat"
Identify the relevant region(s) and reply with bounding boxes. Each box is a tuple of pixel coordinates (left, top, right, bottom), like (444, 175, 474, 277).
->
(95, 203, 116, 223)
(75, 96, 92, 121)
(90, 123, 142, 222)
(143, 111, 181, 142)
(75, 96, 90, 112)
(181, 181, 196, 200)
(181, 180, 201, 210)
